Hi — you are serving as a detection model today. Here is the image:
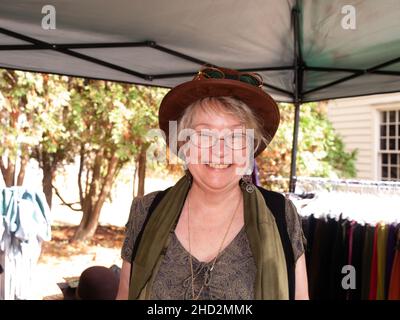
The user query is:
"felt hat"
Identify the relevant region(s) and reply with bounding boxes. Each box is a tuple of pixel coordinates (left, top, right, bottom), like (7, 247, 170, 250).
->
(158, 66, 280, 157)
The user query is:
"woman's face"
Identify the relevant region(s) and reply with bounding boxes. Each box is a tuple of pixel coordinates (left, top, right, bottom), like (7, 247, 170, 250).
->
(184, 103, 253, 192)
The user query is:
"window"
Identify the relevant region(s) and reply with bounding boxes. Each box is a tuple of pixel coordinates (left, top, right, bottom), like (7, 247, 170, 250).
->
(380, 110, 400, 181)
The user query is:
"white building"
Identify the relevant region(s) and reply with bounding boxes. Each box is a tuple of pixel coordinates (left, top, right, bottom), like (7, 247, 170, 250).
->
(326, 93, 400, 181)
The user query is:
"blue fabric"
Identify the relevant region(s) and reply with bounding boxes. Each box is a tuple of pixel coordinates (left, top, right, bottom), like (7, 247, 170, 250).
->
(0, 187, 51, 299)
(1, 187, 51, 246)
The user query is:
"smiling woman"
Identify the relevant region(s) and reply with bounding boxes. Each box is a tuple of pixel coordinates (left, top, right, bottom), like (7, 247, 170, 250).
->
(175, 97, 259, 194)
(176, 96, 269, 175)
(117, 66, 308, 300)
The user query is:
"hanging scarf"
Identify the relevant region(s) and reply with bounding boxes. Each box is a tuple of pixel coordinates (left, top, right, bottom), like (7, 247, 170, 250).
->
(128, 174, 288, 300)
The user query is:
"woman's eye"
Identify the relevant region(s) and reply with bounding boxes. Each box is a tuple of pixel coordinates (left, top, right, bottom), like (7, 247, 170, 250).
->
(233, 133, 244, 138)
(232, 133, 245, 141)
(191, 132, 214, 147)
(199, 134, 214, 143)
(229, 133, 247, 148)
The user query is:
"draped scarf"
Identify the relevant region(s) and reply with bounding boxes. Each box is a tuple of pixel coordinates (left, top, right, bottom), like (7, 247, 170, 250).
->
(128, 174, 288, 300)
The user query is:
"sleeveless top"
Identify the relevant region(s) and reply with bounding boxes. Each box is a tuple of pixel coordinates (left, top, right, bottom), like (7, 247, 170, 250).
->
(122, 190, 306, 300)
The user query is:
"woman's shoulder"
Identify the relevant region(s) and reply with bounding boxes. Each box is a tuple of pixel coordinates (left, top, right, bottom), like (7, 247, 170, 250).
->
(283, 195, 307, 261)
(121, 190, 164, 262)
(128, 190, 163, 222)
(139, 190, 162, 211)
(255, 185, 286, 209)
(255, 185, 298, 215)
(256, 185, 305, 261)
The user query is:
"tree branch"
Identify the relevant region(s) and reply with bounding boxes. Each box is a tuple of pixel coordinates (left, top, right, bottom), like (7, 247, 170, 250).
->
(17, 150, 29, 186)
(107, 161, 123, 203)
(78, 143, 85, 205)
(93, 155, 119, 216)
(0, 157, 7, 180)
(85, 163, 90, 199)
(52, 183, 82, 212)
(34, 146, 43, 169)
(6, 156, 15, 187)
(82, 149, 102, 215)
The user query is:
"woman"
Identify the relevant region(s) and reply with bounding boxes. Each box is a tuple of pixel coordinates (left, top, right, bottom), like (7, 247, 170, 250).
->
(117, 66, 309, 300)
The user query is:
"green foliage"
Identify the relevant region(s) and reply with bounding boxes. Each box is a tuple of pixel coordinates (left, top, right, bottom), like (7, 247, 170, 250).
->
(296, 102, 358, 178)
(66, 79, 168, 239)
(259, 102, 358, 190)
(0, 70, 71, 162)
(0, 69, 167, 205)
(68, 79, 167, 166)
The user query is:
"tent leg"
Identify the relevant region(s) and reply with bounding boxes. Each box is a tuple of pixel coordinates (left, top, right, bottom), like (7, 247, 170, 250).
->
(289, 101, 301, 193)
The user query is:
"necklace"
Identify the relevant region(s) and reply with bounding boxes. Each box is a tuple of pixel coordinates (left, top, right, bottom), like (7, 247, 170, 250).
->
(187, 190, 242, 300)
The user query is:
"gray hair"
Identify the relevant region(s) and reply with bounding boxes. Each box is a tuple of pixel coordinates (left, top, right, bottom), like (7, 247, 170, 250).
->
(176, 96, 271, 155)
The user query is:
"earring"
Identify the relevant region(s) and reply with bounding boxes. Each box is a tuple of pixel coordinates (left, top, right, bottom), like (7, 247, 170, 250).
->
(185, 169, 193, 186)
(241, 174, 255, 193)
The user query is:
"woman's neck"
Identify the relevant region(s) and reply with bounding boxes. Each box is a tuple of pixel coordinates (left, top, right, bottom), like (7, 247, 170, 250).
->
(187, 180, 242, 218)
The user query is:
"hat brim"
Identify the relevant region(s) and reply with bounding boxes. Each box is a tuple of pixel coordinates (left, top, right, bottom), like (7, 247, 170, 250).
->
(159, 78, 280, 157)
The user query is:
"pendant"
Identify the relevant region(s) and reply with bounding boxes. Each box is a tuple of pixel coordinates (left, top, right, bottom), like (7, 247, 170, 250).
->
(204, 268, 212, 286)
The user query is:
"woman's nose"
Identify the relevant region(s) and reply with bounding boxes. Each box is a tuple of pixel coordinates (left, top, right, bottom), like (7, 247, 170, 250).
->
(210, 138, 231, 161)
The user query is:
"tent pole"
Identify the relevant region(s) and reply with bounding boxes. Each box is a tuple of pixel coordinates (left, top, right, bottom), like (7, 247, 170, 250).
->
(289, 3, 303, 193)
(289, 101, 301, 193)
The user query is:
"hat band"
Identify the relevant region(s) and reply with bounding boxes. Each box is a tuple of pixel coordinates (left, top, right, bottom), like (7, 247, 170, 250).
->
(195, 66, 263, 88)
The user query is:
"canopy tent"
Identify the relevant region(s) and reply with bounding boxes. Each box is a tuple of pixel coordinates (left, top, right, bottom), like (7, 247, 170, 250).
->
(1, 0, 399, 192)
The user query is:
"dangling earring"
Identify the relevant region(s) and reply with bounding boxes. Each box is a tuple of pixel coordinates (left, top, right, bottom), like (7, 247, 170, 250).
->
(241, 174, 255, 193)
(185, 169, 193, 186)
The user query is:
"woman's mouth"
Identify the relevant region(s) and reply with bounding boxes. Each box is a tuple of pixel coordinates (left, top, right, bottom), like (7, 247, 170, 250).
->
(205, 163, 232, 169)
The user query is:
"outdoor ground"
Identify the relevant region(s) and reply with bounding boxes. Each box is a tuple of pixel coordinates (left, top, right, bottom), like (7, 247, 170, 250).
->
(36, 225, 125, 299)
(33, 176, 177, 300)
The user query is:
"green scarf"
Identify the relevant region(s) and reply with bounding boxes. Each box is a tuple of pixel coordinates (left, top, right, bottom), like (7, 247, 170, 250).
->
(128, 174, 289, 300)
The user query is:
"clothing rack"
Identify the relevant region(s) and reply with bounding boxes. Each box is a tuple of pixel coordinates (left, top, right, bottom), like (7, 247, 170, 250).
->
(269, 176, 400, 187)
(268, 176, 400, 197)
(266, 177, 400, 224)
(296, 177, 400, 189)
(266, 177, 400, 300)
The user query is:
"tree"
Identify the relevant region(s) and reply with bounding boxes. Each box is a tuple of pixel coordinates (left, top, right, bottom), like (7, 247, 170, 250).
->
(60, 79, 166, 241)
(258, 102, 358, 191)
(30, 74, 73, 208)
(1, 69, 167, 241)
(0, 69, 72, 207)
(131, 86, 165, 196)
(0, 70, 35, 187)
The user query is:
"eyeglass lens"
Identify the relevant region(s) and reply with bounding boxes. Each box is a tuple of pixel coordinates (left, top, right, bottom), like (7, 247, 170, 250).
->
(191, 132, 248, 150)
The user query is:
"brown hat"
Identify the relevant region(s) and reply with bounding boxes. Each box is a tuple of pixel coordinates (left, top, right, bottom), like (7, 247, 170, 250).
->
(75, 266, 119, 300)
(158, 66, 280, 157)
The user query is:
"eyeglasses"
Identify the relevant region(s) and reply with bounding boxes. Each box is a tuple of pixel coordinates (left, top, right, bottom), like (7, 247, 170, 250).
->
(190, 130, 251, 150)
(195, 66, 263, 88)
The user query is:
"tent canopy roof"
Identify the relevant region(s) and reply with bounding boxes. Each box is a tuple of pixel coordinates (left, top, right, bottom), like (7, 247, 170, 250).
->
(0, 0, 399, 102)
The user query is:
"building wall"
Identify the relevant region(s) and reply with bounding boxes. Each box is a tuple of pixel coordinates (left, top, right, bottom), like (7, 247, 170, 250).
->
(326, 92, 400, 180)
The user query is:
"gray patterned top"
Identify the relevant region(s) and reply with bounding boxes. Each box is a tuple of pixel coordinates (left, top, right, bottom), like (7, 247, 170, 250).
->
(121, 190, 305, 300)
